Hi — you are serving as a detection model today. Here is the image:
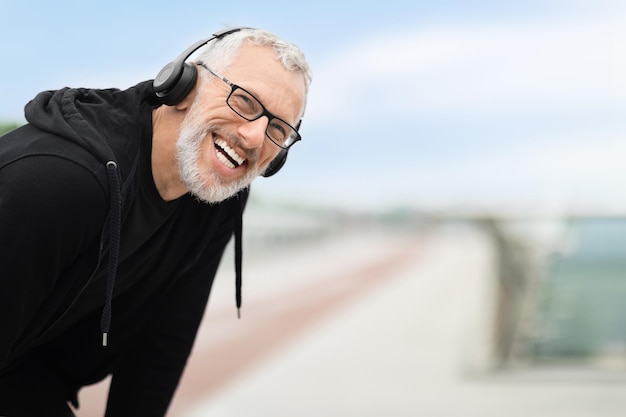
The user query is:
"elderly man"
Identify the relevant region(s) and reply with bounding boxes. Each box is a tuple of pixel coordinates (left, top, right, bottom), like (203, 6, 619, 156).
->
(0, 27, 311, 416)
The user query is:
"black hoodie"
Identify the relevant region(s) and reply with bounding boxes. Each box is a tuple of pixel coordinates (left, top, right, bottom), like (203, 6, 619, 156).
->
(0, 81, 247, 414)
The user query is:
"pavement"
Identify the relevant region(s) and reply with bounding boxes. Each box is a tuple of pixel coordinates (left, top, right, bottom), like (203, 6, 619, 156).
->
(75, 224, 626, 417)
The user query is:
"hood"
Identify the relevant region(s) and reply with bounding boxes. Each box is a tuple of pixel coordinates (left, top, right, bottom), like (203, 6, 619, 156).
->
(24, 81, 159, 175)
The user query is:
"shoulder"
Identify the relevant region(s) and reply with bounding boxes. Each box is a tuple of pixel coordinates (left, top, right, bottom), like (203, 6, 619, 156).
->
(1, 124, 108, 181)
(0, 153, 108, 225)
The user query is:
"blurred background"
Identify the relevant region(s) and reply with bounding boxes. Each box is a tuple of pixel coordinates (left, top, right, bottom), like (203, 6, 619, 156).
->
(2, 0, 626, 416)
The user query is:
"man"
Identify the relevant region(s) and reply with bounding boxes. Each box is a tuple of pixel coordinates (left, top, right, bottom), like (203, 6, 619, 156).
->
(0, 27, 312, 416)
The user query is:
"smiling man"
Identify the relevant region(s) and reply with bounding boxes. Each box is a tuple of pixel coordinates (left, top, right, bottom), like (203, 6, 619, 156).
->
(0, 27, 311, 416)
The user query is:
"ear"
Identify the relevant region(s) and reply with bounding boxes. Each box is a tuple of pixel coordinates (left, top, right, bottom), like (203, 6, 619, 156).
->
(173, 89, 195, 112)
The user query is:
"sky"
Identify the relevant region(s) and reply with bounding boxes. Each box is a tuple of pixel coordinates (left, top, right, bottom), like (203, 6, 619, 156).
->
(1, 0, 625, 214)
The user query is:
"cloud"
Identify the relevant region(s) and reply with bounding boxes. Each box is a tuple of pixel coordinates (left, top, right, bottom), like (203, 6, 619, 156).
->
(306, 12, 626, 126)
(383, 129, 626, 212)
(273, 124, 626, 213)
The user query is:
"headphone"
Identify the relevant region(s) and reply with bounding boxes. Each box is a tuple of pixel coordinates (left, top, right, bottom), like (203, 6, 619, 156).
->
(153, 27, 291, 178)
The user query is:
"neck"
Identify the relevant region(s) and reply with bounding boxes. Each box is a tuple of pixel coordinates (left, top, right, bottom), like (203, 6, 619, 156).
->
(151, 106, 188, 201)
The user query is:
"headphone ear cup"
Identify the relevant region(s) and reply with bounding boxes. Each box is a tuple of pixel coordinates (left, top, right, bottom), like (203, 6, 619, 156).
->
(262, 149, 288, 177)
(155, 63, 198, 106)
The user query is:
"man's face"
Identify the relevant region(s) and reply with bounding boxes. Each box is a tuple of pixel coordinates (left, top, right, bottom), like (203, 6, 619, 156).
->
(176, 44, 306, 204)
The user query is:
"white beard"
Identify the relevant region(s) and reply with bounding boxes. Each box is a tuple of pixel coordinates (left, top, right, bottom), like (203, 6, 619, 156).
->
(176, 106, 264, 204)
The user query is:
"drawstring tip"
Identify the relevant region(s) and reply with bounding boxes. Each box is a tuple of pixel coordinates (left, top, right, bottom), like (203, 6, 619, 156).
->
(102, 332, 108, 347)
(237, 308, 241, 319)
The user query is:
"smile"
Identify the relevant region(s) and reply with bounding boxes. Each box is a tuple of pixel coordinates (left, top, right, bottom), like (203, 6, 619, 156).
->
(214, 136, 246, 169)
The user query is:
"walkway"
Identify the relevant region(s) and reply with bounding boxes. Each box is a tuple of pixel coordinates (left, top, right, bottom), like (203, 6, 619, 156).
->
(75, 225, 626, 416)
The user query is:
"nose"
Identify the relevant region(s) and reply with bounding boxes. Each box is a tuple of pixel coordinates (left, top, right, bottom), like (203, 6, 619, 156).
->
(237, 116, 268, 150)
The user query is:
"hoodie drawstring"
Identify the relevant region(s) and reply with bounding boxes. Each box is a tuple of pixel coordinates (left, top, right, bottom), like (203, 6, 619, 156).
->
(101, 161, 121, 346)
(234, 196, 243, 319)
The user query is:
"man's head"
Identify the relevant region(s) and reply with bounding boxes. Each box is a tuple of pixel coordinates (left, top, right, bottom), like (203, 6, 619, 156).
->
(174, 28, 311, 204)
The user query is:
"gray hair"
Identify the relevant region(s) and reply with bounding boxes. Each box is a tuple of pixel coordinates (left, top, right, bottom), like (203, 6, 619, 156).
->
(195, 27, 312, 100)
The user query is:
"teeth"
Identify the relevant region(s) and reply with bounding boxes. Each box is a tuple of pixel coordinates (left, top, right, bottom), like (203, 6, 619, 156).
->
(214, 138, 245, 168)
(216, 151, 236, 168)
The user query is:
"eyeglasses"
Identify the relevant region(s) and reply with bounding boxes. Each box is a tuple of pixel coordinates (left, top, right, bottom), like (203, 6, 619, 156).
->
(198, 63, 301, 149)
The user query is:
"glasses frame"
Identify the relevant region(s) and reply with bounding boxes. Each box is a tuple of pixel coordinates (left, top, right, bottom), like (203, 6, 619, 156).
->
(197, 62, 301, 150)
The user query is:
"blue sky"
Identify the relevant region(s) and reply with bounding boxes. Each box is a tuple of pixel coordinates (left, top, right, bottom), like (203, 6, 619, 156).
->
(1, 0, 625, 214)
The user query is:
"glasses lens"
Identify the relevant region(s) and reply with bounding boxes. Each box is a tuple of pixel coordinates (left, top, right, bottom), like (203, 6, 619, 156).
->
(228, 88, 263, 120)
(228, 87, 301, 149)
(267, 119, 299, 148)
